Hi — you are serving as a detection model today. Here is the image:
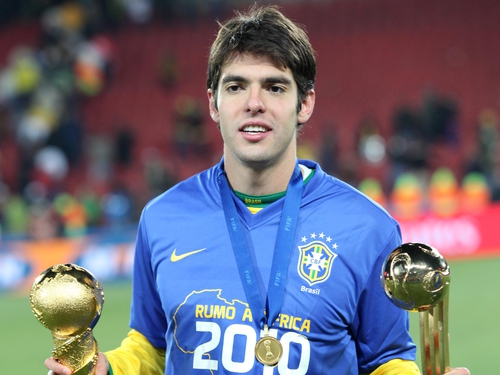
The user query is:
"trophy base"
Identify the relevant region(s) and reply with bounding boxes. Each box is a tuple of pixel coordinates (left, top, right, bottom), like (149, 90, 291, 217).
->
(419, 297, 450, 375)
(72, 355, 98, 375)
(53, 329, 99, 375)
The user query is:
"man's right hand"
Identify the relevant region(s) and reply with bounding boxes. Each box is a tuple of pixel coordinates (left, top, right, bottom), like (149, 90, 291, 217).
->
(45, 352, 110, 375)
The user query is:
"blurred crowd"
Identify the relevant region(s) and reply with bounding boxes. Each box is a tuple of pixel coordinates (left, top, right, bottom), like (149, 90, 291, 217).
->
(0, 0, 499, 242)
(0, 0, 152, 240)
(311, 92, 500, 221)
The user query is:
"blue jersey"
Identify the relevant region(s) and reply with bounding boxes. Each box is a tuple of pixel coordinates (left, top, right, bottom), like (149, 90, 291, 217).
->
(130, 159, 416, 375)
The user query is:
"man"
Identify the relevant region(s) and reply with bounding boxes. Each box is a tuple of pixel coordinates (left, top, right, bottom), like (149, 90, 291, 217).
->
(47, 5, 471, 375)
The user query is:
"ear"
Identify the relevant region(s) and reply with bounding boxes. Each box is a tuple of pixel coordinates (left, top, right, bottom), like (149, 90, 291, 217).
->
(297, 89, 315, 125)
(207, 89, 220, 123)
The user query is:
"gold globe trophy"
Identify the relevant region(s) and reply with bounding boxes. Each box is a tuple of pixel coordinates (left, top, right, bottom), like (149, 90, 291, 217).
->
(381, 243, 451, 375)
(30, 264, 104, 374)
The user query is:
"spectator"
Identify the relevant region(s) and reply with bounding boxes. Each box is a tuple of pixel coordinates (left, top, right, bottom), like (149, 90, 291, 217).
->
(387, 106, 429, 189)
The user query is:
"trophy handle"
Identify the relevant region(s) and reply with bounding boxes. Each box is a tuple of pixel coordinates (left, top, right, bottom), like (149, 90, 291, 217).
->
(52, 327, 99, 374)
(419, 295, 450, 375)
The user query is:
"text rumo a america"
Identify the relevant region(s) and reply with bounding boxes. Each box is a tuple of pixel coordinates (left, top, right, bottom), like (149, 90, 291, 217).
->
(195, 305, 311, 333)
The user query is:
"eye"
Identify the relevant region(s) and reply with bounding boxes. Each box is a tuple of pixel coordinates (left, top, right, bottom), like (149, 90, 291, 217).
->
(227, 84, 242, 93)
(269, 85, 285, 94)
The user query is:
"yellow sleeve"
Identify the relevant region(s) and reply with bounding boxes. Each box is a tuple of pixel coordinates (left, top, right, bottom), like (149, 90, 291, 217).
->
(370, 359, 421, 375)
(105, 329, 165, 375)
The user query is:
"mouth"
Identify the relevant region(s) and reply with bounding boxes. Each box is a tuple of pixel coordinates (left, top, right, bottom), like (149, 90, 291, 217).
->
(241, 125, 269, 134)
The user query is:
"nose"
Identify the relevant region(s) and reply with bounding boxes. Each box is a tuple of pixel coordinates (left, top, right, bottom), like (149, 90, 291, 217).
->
(245, 86, 266, 113)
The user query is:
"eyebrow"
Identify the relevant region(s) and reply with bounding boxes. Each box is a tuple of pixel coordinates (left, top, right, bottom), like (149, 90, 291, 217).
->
(221, 74, 293, 86)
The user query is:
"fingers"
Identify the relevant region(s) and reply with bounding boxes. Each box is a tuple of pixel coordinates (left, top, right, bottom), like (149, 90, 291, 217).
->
(446, 368, 471, 375)
(44, 358, 72, 375)
(96, 352, 110, 375)
(44, 353, 110, 375)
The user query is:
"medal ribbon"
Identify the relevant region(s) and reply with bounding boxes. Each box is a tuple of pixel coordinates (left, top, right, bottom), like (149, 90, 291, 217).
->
(218, 162, 303, 330)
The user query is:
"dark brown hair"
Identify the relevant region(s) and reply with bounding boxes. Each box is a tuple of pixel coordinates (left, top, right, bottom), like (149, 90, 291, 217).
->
(207, 5, 316, 111)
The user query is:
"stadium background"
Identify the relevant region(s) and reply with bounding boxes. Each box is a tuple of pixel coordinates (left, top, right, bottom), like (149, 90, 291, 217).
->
(0, 0, 499, 374)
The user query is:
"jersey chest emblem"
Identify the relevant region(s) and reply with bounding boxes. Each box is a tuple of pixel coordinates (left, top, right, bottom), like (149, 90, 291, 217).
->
(297, 240, 337, 286)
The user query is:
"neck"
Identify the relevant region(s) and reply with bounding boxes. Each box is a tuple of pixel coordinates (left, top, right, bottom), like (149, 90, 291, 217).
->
(223, 156, 296, 196)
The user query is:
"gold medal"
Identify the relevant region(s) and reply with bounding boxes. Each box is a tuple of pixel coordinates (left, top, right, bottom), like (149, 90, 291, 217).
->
(255, 326, 283, 367)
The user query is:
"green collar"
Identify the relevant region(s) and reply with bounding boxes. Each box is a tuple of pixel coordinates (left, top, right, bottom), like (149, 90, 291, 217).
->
(234, 167, 315, 208)
(234, 190, 286, 208)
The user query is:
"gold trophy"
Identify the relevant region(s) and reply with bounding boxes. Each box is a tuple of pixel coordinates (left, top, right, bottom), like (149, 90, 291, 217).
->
(30, 264, 104, 374)
(381, 243, 451, 375)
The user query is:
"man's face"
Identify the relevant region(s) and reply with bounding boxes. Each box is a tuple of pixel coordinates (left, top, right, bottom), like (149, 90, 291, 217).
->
(208, 53, 315, 170)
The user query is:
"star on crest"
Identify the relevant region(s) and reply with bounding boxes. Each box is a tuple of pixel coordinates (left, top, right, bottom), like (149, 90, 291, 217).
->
(299, 231, 339, 251)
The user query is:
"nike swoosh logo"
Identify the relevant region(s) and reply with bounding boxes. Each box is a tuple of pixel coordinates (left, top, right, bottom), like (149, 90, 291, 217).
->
(170, 248, 207, 262)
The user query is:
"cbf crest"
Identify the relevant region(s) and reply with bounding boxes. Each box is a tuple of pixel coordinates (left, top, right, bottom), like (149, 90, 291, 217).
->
(297, 234, 338, 285)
